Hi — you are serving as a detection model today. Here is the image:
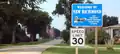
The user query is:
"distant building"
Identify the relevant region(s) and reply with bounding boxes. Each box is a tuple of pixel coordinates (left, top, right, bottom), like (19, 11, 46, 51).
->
(53, 28, 61, 38)
(46, 25, 55, 38)
(46, 25, 61, 39)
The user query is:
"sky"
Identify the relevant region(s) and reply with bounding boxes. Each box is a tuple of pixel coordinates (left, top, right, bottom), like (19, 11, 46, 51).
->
(40, 0, 120, 31)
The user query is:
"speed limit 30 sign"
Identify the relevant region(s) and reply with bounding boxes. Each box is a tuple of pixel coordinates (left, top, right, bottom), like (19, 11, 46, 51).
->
(70, 28, 85, 46)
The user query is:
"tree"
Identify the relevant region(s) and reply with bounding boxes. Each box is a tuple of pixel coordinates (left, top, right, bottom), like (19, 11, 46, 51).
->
(0, 0, 53, 43)
(25, 10, 52, 41)
(103, 15, 118, 27)
(7, 0, 47, 43)
(52, 0, 93, 44)
(52, 0, 93, 30)
(61, 30, 70, 43)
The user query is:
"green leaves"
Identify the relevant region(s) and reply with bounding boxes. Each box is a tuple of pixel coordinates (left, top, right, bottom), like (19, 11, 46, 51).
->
(52, 3, 64, 15)
(62, 30, 70, 43)
(53, 0, 94, 30)
(86, 0, 93, 4)
(103, 15, 118, 27)
(86, 29, 110, 44)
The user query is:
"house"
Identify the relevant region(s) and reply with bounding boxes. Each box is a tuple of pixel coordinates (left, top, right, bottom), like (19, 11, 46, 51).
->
(103, 24, 120, 37)
(53, 28, 61, 38)
(103, 24, 120, 43)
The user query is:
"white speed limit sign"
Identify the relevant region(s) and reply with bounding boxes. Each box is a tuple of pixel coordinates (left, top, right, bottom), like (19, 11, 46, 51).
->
(70, 28, 85, 46)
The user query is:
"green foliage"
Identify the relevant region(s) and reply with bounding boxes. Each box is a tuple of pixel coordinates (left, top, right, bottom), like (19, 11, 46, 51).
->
(86, 0, 93, 3)
(61, 30, 70, 43)
(106, 46, 114, 51)
(103, 15, 118, 27)
(24, 10, 52, 25)
(53, 0, 93, 30)
(86, 30, 109, 44)
(52, 0, 65, 15)
(0, 0, 52, 43)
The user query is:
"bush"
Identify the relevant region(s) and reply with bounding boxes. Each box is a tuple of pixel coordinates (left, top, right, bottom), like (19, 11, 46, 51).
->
(107, 47, 114, 51)
(86, 29, 109, 44)
(61, 30, 70, 44)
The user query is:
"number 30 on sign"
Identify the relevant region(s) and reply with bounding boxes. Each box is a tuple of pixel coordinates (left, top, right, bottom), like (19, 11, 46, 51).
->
(70, 28, 85, 47)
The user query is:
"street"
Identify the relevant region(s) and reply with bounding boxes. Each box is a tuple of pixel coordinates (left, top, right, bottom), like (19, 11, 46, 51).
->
(0, 39, 62, 54)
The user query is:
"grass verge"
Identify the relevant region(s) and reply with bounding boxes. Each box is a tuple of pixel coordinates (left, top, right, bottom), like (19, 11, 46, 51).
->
(89, 44, 120, 48)
(42, 44, 120, 54)
(0, 39, 51, 48)
(56, 44, 69, 46)
(42, 47, 120, 54)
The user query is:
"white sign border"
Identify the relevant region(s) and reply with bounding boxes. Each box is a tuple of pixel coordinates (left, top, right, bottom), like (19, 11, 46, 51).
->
(70, 28, 86, 47)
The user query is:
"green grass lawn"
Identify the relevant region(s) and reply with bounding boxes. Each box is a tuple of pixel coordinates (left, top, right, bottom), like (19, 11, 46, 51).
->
(56, 43, 120, 48)
(0, 39, 51, 48)
(89, 44, 120, 48)
(56, 44, 69, 46)
(114, 45, 120, 48)
(42, 44, 120, 54)
(42, 47, 120, 54)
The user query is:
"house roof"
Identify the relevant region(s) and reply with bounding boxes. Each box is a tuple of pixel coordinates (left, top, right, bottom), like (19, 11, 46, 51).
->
(103, 24, 120, 29)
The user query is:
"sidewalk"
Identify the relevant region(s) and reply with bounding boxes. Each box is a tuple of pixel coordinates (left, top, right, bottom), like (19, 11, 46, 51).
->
(0, 39, 62, 54)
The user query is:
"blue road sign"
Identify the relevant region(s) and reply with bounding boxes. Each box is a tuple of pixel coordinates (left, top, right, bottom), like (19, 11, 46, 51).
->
(71, 4, 102, 27)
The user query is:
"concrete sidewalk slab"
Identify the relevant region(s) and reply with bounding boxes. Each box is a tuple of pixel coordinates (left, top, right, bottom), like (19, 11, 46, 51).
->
(0, 39, 62, 54)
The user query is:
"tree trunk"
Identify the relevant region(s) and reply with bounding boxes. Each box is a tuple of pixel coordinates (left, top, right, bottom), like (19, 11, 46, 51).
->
(43, 26, 49, 39)
(11, 27, 16, 44)
(30, 34, 34, 42)
(30, 33, 36, 42)
(0, 31, 3, 44)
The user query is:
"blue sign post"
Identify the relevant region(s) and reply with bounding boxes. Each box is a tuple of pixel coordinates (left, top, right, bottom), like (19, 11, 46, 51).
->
(71, 4, 102, 27)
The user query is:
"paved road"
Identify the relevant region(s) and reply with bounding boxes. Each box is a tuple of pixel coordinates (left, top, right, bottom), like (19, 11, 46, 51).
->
(0, 39, 62, 54)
